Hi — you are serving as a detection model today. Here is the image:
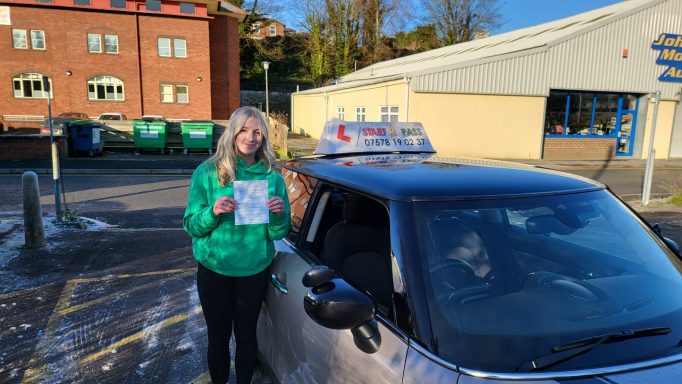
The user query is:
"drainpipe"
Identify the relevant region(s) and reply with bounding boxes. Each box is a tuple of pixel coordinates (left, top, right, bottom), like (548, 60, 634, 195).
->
(404, 75, 410, 122)
(324, 92, 328, 123)
(135, 13, 144, 117)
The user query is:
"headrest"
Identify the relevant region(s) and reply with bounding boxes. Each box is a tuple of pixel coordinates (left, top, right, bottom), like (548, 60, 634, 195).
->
(343, 195, 386, 225)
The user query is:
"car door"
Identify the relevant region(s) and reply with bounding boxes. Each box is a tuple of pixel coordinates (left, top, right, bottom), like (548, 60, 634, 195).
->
(258, 174, 408, 383)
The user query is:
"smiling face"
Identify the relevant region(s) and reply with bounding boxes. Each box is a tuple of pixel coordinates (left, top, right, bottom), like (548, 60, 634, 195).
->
(235, 116, 263, 164)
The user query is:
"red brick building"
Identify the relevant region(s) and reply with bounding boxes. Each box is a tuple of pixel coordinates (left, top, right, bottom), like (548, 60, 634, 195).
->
(248, 17, 284, 39)
(0, 0, 245, 122)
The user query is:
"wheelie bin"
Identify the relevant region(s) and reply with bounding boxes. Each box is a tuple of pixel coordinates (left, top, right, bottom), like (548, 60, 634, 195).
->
(67, 120, 103, 157)
(133, 119, 167, 154)
(180, 120, 214, 155)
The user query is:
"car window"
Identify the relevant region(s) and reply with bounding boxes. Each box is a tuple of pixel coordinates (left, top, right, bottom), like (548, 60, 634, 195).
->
(281, 168, 316, 242)
(300, 186, 394, 316)
(414, 190, 682, 372)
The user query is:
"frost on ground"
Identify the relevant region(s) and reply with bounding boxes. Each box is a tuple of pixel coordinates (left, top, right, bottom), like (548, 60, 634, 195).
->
(0, 214, 115, 269)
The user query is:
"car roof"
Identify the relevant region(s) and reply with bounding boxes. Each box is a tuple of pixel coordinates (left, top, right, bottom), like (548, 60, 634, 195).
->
(284, 153, 604, 201)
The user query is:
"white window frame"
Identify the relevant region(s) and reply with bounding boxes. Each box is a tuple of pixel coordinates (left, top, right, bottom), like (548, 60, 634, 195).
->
(30, 30, 46, 50)
(160, 84, 173, 103)
(12, 29, 27, 49)
(12, 73, 52, 99)
(104, 34, 118, 54)
(157, 37, 171, 57)
(173, 38, 186, 58)
(356, 106, 366, 122)
(269, 25, 276, 36)
(252, 23, 261, 33)
(88, 33, 102, 53)
(380, 105, 399, 123)
(87, 76, 125, 101)
(337, 106, 345, 120)
(176, 84, 189, 103)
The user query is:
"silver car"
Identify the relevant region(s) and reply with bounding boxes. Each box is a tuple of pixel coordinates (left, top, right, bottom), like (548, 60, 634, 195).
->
(257, 123, 682, 384)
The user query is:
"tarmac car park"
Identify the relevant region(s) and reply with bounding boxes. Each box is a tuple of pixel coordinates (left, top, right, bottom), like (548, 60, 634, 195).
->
(256, 120, 682, 384)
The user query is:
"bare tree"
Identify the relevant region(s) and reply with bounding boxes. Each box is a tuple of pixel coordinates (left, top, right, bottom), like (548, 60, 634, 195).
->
(425, 0, 500, 46)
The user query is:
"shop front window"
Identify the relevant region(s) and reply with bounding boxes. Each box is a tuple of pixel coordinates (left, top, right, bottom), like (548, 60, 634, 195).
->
(544, 92, 567, 135)
(567, 92, 594, 135)
(592, 94, 619, 136)
(545, 91, 638, 137)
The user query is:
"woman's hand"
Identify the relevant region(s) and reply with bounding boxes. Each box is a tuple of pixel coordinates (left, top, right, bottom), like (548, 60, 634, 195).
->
(213, 197, 237, 216)
(268, 196, 285, 215)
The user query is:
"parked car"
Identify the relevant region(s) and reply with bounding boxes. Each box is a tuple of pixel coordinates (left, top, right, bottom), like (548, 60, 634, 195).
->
(57, 112, 89, 119)
(40, 117, 78, 135)
(257, 120, 682, 384)
(140, 115, 165, 121)
(97, 112, 127, 121)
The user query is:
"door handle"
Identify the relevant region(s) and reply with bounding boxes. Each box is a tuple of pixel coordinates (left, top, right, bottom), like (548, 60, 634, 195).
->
(271, 273, 288, 294)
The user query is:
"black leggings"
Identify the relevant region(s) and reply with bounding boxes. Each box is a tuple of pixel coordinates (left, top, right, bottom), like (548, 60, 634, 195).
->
(197, 262, 269, 384)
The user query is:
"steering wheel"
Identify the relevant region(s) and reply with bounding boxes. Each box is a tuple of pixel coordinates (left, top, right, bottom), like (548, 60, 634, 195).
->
(523, 271, 602, 302)
(429, 258, 477, 291)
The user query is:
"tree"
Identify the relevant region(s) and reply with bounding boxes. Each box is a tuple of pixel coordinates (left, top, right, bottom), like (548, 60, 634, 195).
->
(424, 0, 500, 46)
(394, 24, 441, 53)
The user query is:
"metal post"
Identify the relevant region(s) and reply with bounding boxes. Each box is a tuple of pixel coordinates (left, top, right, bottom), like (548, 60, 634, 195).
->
(262, 61, 270, 119)
(642, 91, 661, 206)
(23, 171, 46, 249)
(43, 75, 62, 220)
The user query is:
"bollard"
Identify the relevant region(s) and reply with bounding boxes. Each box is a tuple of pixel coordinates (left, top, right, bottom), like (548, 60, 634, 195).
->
(22, 171, 46, 249)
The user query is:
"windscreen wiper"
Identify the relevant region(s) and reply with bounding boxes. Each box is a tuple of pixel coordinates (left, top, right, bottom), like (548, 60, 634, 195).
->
(517, 327, 672, 372)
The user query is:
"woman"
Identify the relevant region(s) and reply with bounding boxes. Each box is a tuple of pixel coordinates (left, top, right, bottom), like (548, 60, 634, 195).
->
(183, 106, 290, 384)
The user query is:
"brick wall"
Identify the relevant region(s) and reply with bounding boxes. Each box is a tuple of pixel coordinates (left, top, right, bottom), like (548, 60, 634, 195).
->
(0, 5, 240, 122)
(209, 15, 240, 119)
(543, 137, 617, 160)
(0, 136, 68, 159)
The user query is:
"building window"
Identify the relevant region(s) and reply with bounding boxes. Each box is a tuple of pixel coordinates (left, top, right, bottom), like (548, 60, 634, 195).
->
(36, 0, 52, 3)
(176, 85, 188, 103)
(544, 91, 639, 137)
(110, 0, 125, 9)
(74, 0, 90, 5)
(252, 23, 261, 33)
(13, 29, 45, 50)
(30, 30, 45, 50)
(146, 0, 160, 11)
(157, 38, 171, 57)
(13, 73, 52, 99)
(269, 25, 276, 36)
(87, 76, 124, 100)
(173, 38, 186, 58)
(158, 37, 186, 57)
(356, 106, 365, 122)
(160, 84, 189, 103)
(12, 29, 27, 49)
(380, 105, 398, 122)
(104, 34, 118, 53)
(160, 84, 173, 103)
(337, 106, 345, 120)
(179, 2, 195, 14)
(88, 33, 102, 52)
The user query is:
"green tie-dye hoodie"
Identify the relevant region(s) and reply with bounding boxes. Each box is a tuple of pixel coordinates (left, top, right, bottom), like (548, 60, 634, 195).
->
(183, 157, 290, 276)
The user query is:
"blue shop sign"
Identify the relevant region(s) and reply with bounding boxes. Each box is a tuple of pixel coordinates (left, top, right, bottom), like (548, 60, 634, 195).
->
(652, 33, 682, 82)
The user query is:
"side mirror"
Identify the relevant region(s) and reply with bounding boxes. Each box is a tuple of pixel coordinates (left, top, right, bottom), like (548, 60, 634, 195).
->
(302, 265, 335, 288)
(303, 270, 381, 353)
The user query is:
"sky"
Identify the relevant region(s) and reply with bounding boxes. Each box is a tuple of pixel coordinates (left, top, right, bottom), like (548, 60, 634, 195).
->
(278, 0, 627, 35)
(493, 0, 624, 34)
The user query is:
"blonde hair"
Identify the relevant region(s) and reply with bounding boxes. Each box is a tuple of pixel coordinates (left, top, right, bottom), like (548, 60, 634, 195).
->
(210, 106, 277, 186)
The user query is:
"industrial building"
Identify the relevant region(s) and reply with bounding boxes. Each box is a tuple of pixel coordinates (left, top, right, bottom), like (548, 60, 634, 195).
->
(292, 0, 682, 160)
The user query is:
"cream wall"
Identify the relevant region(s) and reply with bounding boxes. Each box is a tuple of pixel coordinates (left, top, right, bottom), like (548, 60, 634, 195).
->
(641, 100, 676, 159)
(410, 93, 546, 159)
(292, 80, 408, 139)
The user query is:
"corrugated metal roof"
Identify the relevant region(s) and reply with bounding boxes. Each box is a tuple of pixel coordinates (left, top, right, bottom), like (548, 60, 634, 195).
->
(298, 0, 674, 97)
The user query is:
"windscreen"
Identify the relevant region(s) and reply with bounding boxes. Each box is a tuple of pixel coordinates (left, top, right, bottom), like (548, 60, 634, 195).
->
(414, 190, 682, 373)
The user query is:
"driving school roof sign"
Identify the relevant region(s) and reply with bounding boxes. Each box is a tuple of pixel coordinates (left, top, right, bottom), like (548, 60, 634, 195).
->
(652, 33, 682, 82)
(314, 120, 435, 155)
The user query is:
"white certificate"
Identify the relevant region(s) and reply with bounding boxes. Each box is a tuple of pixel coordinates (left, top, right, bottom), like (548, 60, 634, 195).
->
(233, 180, 269, 225)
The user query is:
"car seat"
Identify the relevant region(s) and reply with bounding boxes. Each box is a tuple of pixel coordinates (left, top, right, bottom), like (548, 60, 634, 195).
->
(323, 195, 392, 312)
